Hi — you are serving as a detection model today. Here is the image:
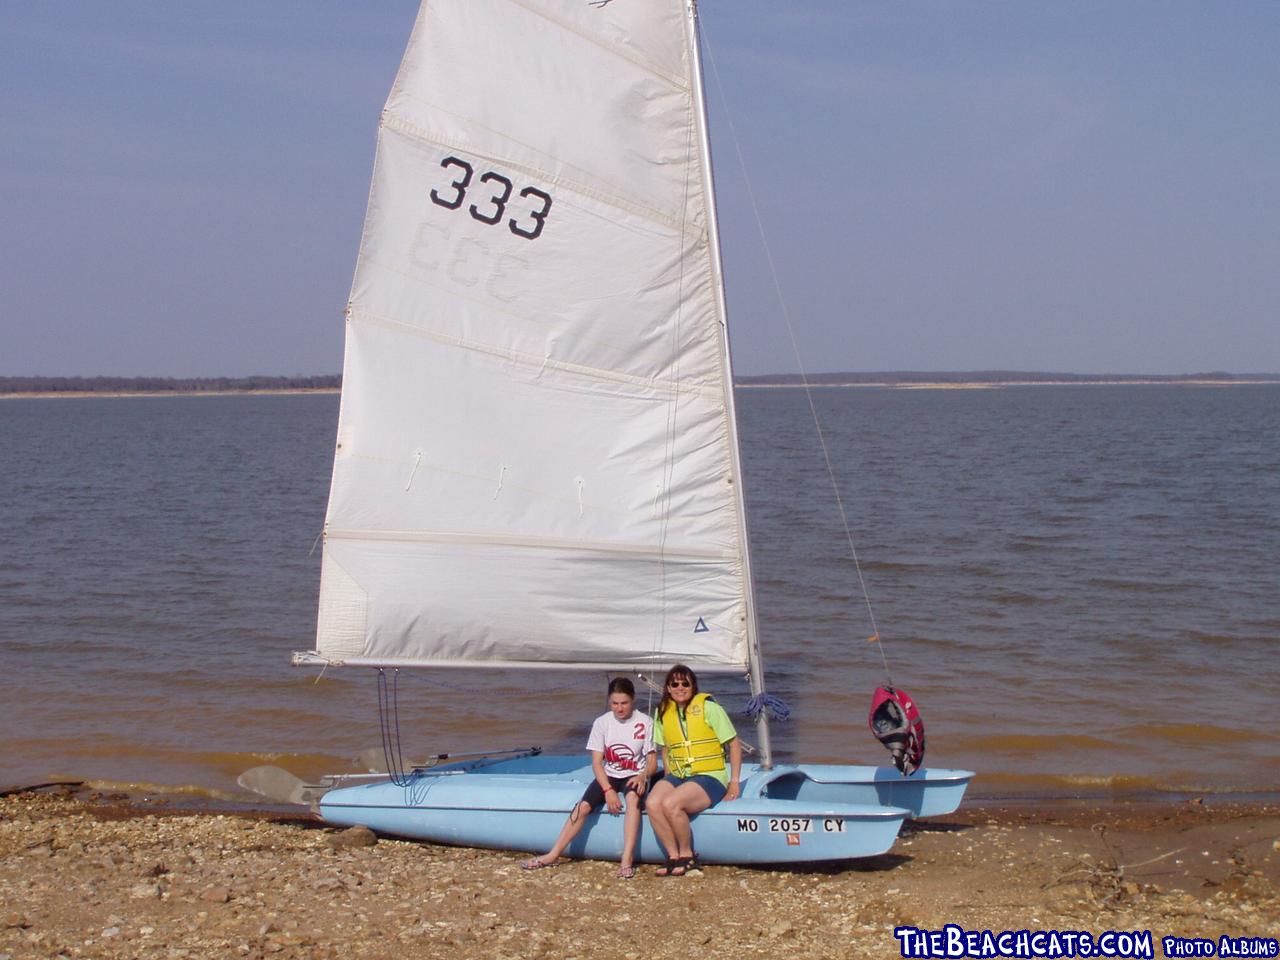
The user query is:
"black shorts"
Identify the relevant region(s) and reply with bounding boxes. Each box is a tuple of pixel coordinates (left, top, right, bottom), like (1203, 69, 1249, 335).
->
(580, 775, 645, 810)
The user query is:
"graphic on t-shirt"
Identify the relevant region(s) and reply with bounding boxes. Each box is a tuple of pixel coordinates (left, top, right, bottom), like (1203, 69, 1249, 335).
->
(602, 743, 642, 772)
(588, 711, 652, 779)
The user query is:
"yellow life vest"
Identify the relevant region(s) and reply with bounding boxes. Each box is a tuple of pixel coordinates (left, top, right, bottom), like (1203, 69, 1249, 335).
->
(660, 693, 726, 777)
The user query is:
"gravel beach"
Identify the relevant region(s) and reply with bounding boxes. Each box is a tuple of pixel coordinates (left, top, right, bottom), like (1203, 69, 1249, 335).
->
(2, 787, 1276, 960)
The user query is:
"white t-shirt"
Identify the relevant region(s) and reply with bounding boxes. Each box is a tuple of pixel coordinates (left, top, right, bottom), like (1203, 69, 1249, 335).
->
(586, 710, 654, 779)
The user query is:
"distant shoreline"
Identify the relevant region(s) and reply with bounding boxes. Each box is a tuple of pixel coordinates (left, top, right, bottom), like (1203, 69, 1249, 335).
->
(0, 388, 340, 400)
(738, 377, 1280, 390)
(0, 375, 342, 399)
(4, 379, 1279, 399)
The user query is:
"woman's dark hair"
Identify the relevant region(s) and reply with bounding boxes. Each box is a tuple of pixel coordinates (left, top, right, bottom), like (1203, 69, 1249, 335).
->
(607, 677, 635, 698)
(656, 663, 698, 720)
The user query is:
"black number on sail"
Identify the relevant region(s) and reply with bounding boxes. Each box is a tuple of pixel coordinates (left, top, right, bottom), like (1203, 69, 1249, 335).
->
(430, 156, 551, 240)
(430, 157, 473, 210)
(509, 187, 552, 240)
(469, 172, 513, 225)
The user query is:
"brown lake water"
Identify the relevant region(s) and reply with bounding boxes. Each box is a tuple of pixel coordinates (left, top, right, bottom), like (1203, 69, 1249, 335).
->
(2, 386, 1276, 802)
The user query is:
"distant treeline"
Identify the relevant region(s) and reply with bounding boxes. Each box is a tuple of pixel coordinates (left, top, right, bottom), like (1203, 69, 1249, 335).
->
(0, 375, 341, 395)
(4, 371, 1278, 395)
(736, 370, 1280, 386)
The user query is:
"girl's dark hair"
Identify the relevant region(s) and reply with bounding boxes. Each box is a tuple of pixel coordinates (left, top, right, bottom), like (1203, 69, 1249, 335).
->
(607, 677, 635, 698)
(656, 663, 699, 720)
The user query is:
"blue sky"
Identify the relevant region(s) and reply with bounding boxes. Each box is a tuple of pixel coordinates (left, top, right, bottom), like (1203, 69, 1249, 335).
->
(3, 1, 1278, 376)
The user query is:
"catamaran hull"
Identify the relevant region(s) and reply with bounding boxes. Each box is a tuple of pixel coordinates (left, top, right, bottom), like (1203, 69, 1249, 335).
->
(321, 781, 905, 864)
(741, 763, 974, 819)
(316, 755, 971, 864)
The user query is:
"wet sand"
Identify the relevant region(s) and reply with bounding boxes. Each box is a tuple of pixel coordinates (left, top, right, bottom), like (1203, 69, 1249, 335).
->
(1, 787, 1276, 960)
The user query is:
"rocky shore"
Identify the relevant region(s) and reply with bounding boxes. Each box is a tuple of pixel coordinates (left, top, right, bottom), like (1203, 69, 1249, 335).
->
(2, 788, 1276, 960)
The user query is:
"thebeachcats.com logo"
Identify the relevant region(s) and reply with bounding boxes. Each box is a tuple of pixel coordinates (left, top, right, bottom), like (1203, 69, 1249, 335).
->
(1165, 937, 1280, 958)
(893, 926, 1279, 959)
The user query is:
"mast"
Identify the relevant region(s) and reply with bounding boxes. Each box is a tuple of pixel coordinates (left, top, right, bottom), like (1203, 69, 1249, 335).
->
(685, 0, 773, 769)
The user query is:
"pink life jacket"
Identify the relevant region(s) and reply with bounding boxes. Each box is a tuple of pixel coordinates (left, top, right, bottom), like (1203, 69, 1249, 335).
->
(868, 686, 925, 776)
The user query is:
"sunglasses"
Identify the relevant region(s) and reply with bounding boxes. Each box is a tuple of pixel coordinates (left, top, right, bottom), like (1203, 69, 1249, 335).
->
(668, 679, 692, 688)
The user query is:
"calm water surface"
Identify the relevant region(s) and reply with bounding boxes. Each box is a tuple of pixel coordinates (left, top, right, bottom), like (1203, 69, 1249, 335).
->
(2, 386, 1276, 800)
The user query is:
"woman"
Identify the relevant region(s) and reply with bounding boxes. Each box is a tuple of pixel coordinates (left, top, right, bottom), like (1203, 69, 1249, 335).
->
(521, 677, 656, 878)
(646, 663, 741, 877)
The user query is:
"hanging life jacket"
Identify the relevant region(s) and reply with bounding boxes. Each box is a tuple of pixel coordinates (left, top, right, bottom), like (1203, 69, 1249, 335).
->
(868, 686, 925, 776)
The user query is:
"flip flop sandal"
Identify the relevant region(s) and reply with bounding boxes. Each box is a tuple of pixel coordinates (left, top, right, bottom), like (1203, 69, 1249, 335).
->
(521, 858, 555, 870)
(616, 865, 636, 880)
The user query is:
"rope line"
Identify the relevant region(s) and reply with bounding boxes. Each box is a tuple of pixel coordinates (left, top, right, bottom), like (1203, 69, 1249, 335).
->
(702, 29, 892, 687)
(377, 668, 412, 787)
(743, 691, 791, 723)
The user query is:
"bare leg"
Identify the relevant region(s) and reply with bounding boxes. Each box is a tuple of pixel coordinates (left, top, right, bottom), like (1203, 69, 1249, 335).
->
(662, 781, 712, 869)
(648, 780, 712, 875)
(620, 792, 642, 870)
(529, 800, 593, 866)
(645, 779, 678, 862)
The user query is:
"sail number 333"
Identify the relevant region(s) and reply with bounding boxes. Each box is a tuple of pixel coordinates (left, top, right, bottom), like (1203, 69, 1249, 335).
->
(430, 156, 552, 241)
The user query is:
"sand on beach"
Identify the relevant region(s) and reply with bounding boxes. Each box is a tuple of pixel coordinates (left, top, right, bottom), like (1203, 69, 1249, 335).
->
(1, 787, 1276, 960)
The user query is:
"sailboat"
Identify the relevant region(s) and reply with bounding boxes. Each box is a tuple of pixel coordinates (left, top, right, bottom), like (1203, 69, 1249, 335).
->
(274, 0, 972, 864)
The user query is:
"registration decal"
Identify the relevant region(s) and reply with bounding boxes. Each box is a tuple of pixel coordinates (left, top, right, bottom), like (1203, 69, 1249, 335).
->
(769, 817, 813, 833)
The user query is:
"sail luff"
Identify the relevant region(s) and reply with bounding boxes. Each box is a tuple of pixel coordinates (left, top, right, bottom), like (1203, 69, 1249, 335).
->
(684, 1, 773, 768)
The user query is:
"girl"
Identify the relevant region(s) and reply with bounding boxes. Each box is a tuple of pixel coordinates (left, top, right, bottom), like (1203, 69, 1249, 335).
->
(521, 677, 656, 878)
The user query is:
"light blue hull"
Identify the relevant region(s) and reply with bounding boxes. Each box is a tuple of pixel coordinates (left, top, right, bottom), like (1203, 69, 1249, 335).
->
(318, 755, 972, 864)
(739, 762, 974, 819)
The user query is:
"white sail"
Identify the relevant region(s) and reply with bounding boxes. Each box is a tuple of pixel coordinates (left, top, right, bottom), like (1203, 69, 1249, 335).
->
(311, 0, 750, 671)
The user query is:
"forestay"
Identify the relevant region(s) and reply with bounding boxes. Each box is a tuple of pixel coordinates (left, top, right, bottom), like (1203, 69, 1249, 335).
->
(310, 0, 751, 671)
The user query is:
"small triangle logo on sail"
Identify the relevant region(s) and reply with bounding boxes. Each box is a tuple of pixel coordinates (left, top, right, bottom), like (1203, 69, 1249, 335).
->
(693, 617, 709, 634)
